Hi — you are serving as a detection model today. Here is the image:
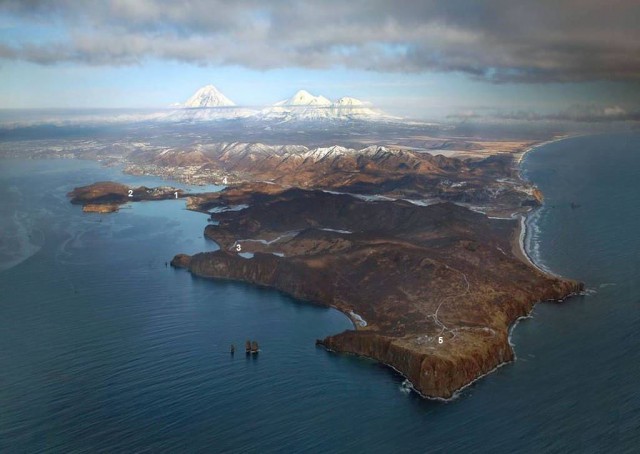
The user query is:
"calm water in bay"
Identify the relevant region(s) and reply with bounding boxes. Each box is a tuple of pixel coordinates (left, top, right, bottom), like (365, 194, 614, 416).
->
(1, 133, 639, 453)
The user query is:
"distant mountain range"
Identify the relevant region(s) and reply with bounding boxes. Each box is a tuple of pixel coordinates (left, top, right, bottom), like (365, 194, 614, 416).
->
(260, 89, 393, 122)
(0, 85, 403, 128)
(171, 85, 398, 122)
(139, 141, 458, 191)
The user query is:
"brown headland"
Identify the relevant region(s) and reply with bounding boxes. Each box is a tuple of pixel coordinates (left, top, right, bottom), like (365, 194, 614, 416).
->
(69, 143, 582, 399)
(68, 181, 186, 211)
(172, 185, 581, 399)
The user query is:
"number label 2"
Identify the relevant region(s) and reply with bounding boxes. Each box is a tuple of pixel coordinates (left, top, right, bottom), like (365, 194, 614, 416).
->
(128, 189, 133, 197)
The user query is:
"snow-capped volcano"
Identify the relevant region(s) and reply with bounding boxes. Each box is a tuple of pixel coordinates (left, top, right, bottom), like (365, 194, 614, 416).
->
(261, 90, 395, 122)
(163, 86, 398, 123)
(331, 96, 388, 119)
(275, 89, 332, 107)
(165, 84, 256, 121)
(183, 85, 236, 108)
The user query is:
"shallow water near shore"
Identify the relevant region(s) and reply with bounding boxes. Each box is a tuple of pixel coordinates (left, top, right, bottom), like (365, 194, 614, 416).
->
(1, 133, 639, 452)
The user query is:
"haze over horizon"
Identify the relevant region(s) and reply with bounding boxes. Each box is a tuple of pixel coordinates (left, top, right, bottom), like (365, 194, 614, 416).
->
(1, 1, 640, 122)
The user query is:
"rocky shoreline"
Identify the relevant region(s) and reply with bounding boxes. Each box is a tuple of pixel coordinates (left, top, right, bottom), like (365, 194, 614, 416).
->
(68, 141, 583, 400)
(167, 185, 582, 400)
(170, 247, 581, 399)
(68, 181, 186, 209)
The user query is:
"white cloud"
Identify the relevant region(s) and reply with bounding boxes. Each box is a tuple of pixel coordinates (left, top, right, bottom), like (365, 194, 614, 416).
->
(1, 1, 640, 83)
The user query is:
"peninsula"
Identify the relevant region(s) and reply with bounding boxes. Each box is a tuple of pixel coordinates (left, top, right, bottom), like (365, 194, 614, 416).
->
(68, 181, 185, 212)
(68, 141, 582, 399)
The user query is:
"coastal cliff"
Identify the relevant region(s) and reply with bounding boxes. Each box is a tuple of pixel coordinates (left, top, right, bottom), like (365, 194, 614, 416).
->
(171, 188, 583, 399)
(319, 279, 581, 399)
(69, 143, 583, 400)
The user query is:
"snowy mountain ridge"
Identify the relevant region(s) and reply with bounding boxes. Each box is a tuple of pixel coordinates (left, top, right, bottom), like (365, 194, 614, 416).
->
(172, 86, 399, 122)
(261, 89, 395, 122)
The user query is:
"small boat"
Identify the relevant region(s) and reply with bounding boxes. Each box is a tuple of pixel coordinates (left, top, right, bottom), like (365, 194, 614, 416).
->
(230, 344, 235, 355)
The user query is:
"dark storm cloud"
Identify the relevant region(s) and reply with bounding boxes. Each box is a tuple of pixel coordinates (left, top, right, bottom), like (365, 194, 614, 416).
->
(1, 0, 640, 83)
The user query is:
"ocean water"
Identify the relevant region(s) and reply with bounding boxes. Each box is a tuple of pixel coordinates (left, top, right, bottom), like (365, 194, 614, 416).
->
(1, 133, 639, 453)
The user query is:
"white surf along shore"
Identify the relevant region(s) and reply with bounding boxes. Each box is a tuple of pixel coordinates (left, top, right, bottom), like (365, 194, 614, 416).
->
(429, 136, 581, 401)
(324, 136, 583, 401)
(507, 135, 585, 357)
(515, 135, 579, 279)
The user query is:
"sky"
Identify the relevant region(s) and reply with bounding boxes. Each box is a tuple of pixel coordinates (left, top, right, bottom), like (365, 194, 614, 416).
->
(1, 0, 639, 121)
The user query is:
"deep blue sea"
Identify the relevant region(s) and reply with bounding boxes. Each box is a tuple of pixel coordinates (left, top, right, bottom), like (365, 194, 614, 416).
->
(1, 133, 639, 453)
